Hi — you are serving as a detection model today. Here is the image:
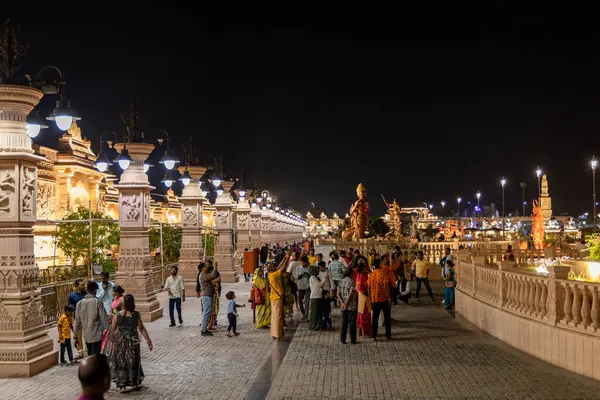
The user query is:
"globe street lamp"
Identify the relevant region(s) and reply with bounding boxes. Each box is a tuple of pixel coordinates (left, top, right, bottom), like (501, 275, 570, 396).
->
(476, 191, 481, 219)
(156, 129, 180, 171)
(536, 167, 542, 199)
(457, 197, 462, 229)
(520, 182, 527, 217)
(592, 156, 598, 233)
(501, 177, 507, 237)
(94, 131, 133, 172)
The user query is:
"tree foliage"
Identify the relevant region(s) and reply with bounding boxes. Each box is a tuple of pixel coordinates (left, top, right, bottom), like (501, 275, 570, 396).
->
(586, 234, 600, 260)
(56, 207, 119, 266)
(149, 222, 182, 263)
(367, 217, 390, 238)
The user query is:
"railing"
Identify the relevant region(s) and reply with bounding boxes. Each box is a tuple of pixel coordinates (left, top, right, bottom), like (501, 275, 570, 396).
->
(39, 262, 175, 327)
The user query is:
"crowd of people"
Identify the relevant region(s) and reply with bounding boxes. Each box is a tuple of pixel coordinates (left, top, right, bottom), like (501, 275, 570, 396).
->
(249, 241, 458, 344)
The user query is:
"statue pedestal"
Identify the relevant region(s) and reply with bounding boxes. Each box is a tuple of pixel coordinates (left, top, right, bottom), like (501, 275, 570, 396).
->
(0, 85, 57, 377)
(114, 143, 162, 322)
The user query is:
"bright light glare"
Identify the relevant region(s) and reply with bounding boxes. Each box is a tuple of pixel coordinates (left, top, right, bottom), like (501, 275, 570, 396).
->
(26, 123, 41, 138)
(55, 115, 73, 131)
(143, 163, 150, 173)
(118, 159, 131, 170)
(164, 159, 176, 170)
(181, 177, 191, 186)
(164, 179, 174, 188)
(96, 161, 109, 172)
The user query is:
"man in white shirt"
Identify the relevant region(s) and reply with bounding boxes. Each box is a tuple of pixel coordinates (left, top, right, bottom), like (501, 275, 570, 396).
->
(165, 266, 185, 327)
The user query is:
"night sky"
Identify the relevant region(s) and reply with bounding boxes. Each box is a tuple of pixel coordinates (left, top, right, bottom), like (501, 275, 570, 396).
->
(4, 6, 600, 218)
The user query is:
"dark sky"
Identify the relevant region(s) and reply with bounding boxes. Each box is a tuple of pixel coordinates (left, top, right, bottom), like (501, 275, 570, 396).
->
(4, 5, 600, 217)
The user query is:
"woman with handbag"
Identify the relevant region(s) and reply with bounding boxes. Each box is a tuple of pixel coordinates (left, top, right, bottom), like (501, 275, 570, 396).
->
(252, 266, 271, 329)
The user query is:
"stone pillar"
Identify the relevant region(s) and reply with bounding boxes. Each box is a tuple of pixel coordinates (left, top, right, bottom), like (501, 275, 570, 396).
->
(177, 166, 206, 291)
(249, 205, 262, 250)
(546, 265, 570, 325)
(260, 209, 270, 245)
(234, 198, 250, 273)
(214, 181, 238, 282)
(114, 142, 163, 322)
(0, 85, 57, 377)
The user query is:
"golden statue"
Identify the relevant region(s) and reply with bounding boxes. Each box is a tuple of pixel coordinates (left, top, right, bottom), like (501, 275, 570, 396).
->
(532, 199, 545, 251)
(342, 183, 369, 240)
(382, 196, 401, 237)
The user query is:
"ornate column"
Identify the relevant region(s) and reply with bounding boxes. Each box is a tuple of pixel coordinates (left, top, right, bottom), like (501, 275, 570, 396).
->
(234, 197, 250, 273)
(177, 166, 207, 291)
(214, 181, 238, 282)
(114, 143, 163, 322)
(260, 209, 270, 245)
(0, 85, 56, 377)
(249, 205, 262, 250)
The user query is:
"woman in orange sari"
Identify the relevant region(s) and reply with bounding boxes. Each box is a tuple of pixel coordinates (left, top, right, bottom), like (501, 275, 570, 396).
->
(355, 260, 372, 337)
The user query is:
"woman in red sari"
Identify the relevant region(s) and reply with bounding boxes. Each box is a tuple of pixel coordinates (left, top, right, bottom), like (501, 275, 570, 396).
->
(355, 260, 372, 337)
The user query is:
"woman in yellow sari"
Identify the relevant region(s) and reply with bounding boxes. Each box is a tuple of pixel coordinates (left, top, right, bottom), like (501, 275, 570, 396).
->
(267, 253, 290, 340)
(253, 267, 271, 329)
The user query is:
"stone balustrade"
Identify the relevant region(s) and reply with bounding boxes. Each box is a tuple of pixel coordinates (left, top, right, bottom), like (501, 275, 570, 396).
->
(457, 258, 600, 380)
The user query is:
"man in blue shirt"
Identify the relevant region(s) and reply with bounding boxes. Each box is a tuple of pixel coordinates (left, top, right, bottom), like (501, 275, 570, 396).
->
(68, 279, 87, 359)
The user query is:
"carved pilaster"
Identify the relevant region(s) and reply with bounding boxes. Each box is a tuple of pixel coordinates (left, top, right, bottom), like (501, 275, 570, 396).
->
(249, 207, 262, 250)
(114, 143, 162, 322)
(214, 184, 237, 283)
(0, 84, 57, 377)
(234, 200, 250, 273)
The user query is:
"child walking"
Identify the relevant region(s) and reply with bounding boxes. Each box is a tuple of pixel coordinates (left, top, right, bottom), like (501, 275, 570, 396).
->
(226, 291, 245, 337)
(444, 260, 457, 309)
(57, 305, 75, 366)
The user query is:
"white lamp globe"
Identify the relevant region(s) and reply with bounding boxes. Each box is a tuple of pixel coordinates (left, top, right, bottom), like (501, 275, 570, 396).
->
(54, 115, 74, 131)
(26, 123, 41, 138)
(118, 158, 131, 170)
(96, 161, 109, 173)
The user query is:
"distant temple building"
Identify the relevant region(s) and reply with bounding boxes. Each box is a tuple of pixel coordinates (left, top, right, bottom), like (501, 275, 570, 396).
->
(305, 211, 343, 236)
(33, 122, 216, 268)
(540, 174, 552, 219)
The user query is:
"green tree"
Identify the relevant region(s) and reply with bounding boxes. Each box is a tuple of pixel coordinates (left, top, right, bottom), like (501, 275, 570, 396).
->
(149, 222, 182, 263)
(586, 234, 600, 260)
(56, 207, 119, 267)
(367, 217, 390, 238)
(204, 232, 215, 257)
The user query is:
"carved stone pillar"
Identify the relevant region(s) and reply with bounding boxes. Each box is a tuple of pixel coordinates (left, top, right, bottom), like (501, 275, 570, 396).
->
(260, 209, 270, 245)
(114, 143, 162, 322)
(234, 198, 250, 273)
(214, 181, 238, 283)
(177, 166, 206, 291)
(0, 85, 57, 377)
(249, 206, 262, 250)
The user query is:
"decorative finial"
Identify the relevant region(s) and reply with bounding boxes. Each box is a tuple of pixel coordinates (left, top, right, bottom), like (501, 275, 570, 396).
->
(0, 19, 29, 84)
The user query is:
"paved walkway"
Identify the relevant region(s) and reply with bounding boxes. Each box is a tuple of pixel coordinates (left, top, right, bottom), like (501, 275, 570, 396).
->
(5, 281, 600, 399)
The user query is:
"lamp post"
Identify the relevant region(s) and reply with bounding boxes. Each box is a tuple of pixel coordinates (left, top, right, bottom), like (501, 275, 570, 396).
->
(536, 167, 542, 199)
(476, 191, 481, 220)
(592, 157, 598, 233)
(520, 182, 527, 217)
(457, 197, 462, 229)
(501, 177, 506, 238)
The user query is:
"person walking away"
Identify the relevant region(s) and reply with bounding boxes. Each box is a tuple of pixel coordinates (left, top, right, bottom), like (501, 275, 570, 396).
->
(355, 260, 372, 337)
(318, 260, 334, 330)
(308, 266, 326, 331)
(328, 253, 345, 307)
(398, 273, 411, 304)
(165, 266, 185, 327)
(444, 260, 457, 309)
(412, 251, 435, 302)
(75, 281, 109, 356)
(294, 256, 311, 321)
(268, 253, 290, 340)
(68, 279, 87, 359)
(197, 263, 219, 336)
(96, 272, 115, 316)
(225, 291, 245, 337)
(77, 354, 111, 400)
(110, 294, 153, 392)
(58, 305, 75, 366)
(337, 268, 358, 344)
(252, 266, 271, 328)
(368, 259, 396, 340)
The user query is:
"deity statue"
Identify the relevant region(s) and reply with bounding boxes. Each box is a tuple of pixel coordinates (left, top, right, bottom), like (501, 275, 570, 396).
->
(382, 196, 401, 237)
(342, 183, 369, 240)
(532, 200, 545, 251)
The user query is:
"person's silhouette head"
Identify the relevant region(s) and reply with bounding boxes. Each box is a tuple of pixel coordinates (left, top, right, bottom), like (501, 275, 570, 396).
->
(78, 354, 111, 397)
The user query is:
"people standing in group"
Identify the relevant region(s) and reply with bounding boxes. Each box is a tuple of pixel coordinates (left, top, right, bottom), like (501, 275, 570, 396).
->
(165, 265, 185, 327)
(101, 285, 124, 353)
(57, 305, 75, 366)
(252, 265, 271, 329)
(440, 247, 454, 279)
(282, 271, 296, 318)
(339, 250, 349, 269)
(225, 291, 245, 337)
(308, 266, 326, 331)
(74, 281, 109, 356)
(77, 354, 111, 400)
(328, 253, 345, 306)
(294, 256, 312, 321)
(196, 262, 220, 336)
(412, 250, 435, 302)
(109, 294, 153, 392)
(268, 253, 290, 340)
(318, 260, 334, 330)
(355, 259, 372, 337)
(337, 268, 358, 344)
(307, 249, 317, 266)
(96, 272, 115, 316)
(68, 279, 87, 359)
(444, 260, 456, 309)
(206, 260, 222, 329)
(368, 258, 396, 340)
